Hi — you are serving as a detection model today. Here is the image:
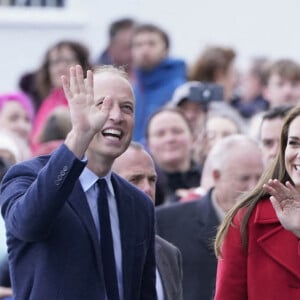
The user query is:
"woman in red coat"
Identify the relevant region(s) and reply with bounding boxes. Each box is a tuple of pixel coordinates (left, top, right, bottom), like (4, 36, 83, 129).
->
(214, 105, 300, 300)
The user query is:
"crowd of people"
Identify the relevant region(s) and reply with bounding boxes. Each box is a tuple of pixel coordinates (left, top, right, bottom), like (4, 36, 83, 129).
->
(1, 16, 300, 300)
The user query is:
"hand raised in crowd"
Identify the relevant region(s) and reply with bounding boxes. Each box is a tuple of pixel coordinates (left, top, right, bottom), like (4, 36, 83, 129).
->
(61, 65, 113, 158)
(263, 179, 300, 238)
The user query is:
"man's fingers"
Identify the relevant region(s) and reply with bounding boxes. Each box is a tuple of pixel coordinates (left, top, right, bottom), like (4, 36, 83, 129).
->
(76, 65, 85, 93)
(101, 96, 113, 112)
(69, 66, 79, 94)
(85, 70, 94, 104)
(61, 75, 73, 101)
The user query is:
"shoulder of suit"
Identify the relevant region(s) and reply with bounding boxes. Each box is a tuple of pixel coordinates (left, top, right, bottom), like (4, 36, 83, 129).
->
(156, 198, 202, 215)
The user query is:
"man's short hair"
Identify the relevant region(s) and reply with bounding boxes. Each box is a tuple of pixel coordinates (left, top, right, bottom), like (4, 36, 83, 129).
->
(209, 134, 259, 171)
(109, 18, 136, 40)
(262, 58, 300, 85)
(133, 23, 170, 50)
(94, 64, 129, 80)
(262, 104, 294, 121)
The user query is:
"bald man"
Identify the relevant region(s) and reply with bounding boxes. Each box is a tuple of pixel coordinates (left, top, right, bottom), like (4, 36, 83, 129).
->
(113, 142, 183, 300)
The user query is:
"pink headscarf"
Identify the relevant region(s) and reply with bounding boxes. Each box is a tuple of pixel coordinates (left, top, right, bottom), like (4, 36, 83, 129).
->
(0, 92, 35, 121)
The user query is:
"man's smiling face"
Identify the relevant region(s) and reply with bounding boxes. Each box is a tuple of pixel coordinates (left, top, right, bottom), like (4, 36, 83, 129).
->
(87, 72, 135, 161)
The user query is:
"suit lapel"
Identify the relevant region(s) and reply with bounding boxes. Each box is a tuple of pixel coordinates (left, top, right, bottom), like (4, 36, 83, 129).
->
(155, 237, 172, 300)
(196, 192, 220, 251)
(67, 181, 104, 278)
(255, 199, 300, 279)
(112, 174, 136, 300)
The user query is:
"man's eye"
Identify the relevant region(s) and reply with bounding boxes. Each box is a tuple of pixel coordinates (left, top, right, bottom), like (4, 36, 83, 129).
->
(130, 177, 139, 183)
(149, 176, 157, 183)
(122, 105, 133, 113)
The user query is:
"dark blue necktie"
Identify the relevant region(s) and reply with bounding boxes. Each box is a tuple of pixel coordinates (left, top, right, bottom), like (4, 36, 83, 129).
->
(97, 179, 120, 300)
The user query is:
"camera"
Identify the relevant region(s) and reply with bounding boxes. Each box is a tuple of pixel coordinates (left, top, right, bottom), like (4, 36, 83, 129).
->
(189, 83, 223, 105)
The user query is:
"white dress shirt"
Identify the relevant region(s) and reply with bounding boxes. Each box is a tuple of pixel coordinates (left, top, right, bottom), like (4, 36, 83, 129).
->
(156, 268, 165, 300)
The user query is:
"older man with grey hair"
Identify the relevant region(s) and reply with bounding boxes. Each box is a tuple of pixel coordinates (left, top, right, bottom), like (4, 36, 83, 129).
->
(156, 134, 264, 300)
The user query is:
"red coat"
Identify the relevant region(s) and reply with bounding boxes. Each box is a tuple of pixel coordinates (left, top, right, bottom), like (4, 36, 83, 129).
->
(214, 198, 300, 300)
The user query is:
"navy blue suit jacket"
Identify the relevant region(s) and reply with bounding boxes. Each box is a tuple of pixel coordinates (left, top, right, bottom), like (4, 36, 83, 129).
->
(156, 189, 219, 300)
(0, 144, 157, 300)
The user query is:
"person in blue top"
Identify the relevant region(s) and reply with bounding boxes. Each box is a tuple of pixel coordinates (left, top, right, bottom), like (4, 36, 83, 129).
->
(131, 23, 186, 142)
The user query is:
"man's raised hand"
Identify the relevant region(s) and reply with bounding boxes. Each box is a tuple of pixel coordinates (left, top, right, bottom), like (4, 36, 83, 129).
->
(62, 65, 112, 158)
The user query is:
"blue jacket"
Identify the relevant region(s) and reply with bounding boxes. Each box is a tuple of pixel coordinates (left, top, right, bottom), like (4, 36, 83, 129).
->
(0, 144, 156, 300)
(133, 58, 186, 141)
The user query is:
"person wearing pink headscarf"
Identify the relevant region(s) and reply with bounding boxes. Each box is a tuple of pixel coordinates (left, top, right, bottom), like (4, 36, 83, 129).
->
(0, 92, 34, 144)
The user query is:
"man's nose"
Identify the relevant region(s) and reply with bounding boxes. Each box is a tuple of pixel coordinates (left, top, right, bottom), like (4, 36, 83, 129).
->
(109, 104, 123, 122)
(141, 180, 154, 202)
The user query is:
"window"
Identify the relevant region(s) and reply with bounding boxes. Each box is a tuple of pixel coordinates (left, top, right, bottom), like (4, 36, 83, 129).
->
(0, 0, 86, 28)
(0, 0, 65, 7)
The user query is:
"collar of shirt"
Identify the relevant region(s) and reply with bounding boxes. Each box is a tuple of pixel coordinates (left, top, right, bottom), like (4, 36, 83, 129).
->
(79, 167, 115, 198)
(156, 268, 165, 300)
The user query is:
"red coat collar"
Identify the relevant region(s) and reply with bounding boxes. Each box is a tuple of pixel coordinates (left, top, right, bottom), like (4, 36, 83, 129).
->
(252, 197, 300, 279)
(254, 197, 280, 224)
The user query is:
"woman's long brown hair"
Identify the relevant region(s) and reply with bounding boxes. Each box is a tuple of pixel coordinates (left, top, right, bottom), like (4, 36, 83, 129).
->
(215, 106, 300, 257)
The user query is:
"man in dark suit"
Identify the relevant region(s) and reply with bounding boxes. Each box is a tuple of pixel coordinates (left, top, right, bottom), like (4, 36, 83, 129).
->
(112, 142, 183, 300)
(0, 65, 157, 299)
(156, 134, 264, 300)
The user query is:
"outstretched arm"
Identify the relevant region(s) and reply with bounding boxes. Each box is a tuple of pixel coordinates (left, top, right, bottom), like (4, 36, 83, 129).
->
(1, 65, 113, 241)
(263, 179, 300, 238)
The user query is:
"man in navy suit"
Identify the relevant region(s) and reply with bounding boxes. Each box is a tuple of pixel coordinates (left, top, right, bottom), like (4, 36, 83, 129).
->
(112, 142, 183, 300)
(0, 65, 157, 299)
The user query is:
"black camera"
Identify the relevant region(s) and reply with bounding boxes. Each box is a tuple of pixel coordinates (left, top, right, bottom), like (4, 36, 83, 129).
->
(189, 83, 223, 105)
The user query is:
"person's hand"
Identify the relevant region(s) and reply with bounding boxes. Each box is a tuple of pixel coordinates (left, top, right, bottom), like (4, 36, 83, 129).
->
(62, 65, 112, 137)
(263, 179, 300, 238)
(61, 65, 113, 158)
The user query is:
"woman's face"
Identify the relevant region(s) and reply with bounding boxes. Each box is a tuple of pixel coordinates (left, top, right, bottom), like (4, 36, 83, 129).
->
(147, 111, 193, 172)
(285, 115, 300, 191)
(179, 100, 205, 133)
(0, 101, 32, 142)
(48, 46, 79, 88)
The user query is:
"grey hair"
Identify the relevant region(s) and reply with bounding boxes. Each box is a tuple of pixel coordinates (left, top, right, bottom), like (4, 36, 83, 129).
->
(94, 65, 129, 79)
(208, 133, 260, 171)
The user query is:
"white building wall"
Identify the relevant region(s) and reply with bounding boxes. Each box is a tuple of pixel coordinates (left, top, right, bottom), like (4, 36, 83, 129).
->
(1, 0, 300, 92)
